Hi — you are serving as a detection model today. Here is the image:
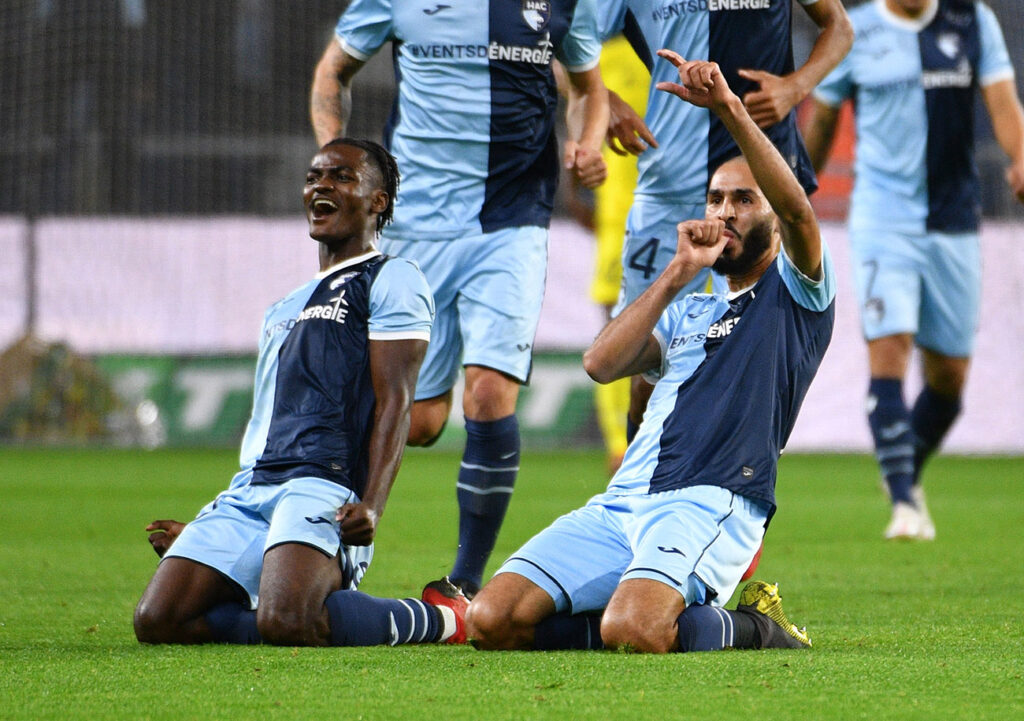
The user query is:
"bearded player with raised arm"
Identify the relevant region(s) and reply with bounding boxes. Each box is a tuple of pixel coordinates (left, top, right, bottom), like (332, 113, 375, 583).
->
(467, 54, 836, 654)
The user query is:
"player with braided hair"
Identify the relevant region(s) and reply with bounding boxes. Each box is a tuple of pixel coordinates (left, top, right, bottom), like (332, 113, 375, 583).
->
(134, 139, 470, 647)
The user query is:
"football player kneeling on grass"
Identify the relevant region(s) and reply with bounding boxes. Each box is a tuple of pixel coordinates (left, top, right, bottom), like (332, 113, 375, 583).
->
(134, 139, 468, 647)
(467, 55, 835, 653)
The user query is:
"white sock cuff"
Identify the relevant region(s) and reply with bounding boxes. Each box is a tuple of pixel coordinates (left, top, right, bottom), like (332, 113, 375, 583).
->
(436, 605, 457, 642)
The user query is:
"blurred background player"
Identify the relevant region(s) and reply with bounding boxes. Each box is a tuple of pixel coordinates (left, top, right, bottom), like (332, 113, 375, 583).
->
(467, 55, 835, 654)
(593, 0, 852, 447)
(134, 139, 470, 647)
(310, 1, 608, 599)
(803, 0, 1024, 540)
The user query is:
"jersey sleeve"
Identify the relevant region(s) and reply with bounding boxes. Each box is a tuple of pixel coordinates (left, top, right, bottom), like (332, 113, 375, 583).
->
(335, 0, 394, 61)
(556, 0, 602, 72)
(813, 50, 854, 108)
(644, 301, 685, 384)
(368, 258, 434, 341)
(596, 0, 628, 42)
(777, 242, 836, 313)
(976, 1, 1015, 87)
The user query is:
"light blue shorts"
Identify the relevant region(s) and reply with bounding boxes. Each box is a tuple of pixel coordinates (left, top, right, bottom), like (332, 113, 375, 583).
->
(850, 228, 980, 357)
(496, 485, 768, 613)
(614, 200, 719, 315)
(382, 227, 548, 399)
(163, 476, 374, 609)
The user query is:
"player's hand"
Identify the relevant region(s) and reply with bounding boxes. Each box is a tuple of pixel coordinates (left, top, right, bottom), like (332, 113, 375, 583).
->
(336, 502, 379, 546)
(146, 519, 186, 558)
(607, 89, 658, 156)
(673, 219, 727, 271)
(1006, 162, 1024, 204)
(564, 141, 607, 189)
(737, 68, 802, 128)
(655, 51, 734, 112)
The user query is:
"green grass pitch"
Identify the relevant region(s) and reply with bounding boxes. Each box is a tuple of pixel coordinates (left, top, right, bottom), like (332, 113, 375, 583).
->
(1, 448, 1022, 719)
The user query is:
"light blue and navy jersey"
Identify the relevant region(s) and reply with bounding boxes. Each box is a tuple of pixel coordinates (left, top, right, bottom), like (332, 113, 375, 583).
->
(336, 0, 602, 239)
(814, 0, 1014, 234)
(599, 0, 819, 205)
(234, 251, 433, 498)
(608, 247, 836, 512)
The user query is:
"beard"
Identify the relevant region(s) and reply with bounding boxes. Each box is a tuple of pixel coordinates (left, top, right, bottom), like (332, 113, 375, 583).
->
(712, 218, 774, 276)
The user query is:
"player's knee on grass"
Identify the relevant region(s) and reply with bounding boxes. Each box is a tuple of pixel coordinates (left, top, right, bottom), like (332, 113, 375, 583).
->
(132, 599, 165, 644)
(600, 607, 677, 654)
(256, 598, 330, 647)
(465, 595, 533, 651)
(133, 594, 191, 644)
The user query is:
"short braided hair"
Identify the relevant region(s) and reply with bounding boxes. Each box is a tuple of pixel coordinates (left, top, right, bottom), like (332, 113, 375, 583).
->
(321, 137, 400, 234)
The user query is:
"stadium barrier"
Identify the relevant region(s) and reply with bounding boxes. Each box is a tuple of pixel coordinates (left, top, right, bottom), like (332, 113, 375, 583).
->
(1, 217, 1021, 453)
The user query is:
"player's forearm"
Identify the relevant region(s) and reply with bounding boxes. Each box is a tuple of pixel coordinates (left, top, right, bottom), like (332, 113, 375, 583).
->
(310, 73, 350, 147)
(567, 67, 609, 150)
(584, 267, 688, 383)
(361, 399, 412, 517)
(985, 79, 1024, 167)
(802, 99, 840, 174)
(717, 95, 815, 231)
(716, 94, 821, 275)
(788, 0, 853, 102)
(311, 41, 359, 146)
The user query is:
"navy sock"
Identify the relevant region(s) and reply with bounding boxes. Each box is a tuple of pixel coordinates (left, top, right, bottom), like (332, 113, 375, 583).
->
(676, 605, 743, 652)
(866, 378, 914, 505)
(450, 415, 519, 591)
(625, 417, 640, 445)
(325, 590, 441, 647)
(911, 386, 961, 480)
(205, 602, 261, 644)
(533, 613, 604, 650)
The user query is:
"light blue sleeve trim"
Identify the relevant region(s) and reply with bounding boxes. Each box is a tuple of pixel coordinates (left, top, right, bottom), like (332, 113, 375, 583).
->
(777, 242, 836, 313)
(597, 0, 628, 42)
(336, 0, 393, 61)
(643, 304, 680, 384)
(368, 258, 435, 337)
(369, 330, 432, 342)
(977, 2, 1015, 86)
(556, 0, 602, 70)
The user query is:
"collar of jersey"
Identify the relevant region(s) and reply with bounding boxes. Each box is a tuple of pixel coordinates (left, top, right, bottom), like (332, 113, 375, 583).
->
(875, 0, 938, 33)
(315, 249, 382, 279)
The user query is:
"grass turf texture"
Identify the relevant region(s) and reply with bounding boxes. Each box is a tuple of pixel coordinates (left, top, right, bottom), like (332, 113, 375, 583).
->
(1, 449, 1021, 720)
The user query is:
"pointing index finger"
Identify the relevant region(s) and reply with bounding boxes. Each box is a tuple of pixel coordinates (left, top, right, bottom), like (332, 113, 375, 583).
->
(656, 48, 686, 67)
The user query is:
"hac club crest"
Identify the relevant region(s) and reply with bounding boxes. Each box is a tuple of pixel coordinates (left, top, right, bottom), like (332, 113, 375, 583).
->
(937, 33, 960, 60)
(522, 0, 551, 31)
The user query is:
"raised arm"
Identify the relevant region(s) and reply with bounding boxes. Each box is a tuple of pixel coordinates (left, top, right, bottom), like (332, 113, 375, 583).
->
(982, 78, 1024, 204)
(564, 65, 610, 189)
(657, 52, 822, 279)
(310, 39, 366, 146)
(335, 338, 426, 545)
(739, 0, 852, 129)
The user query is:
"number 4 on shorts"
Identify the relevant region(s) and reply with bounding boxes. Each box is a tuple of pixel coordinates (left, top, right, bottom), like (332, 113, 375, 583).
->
(628, 237, 659, 280)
